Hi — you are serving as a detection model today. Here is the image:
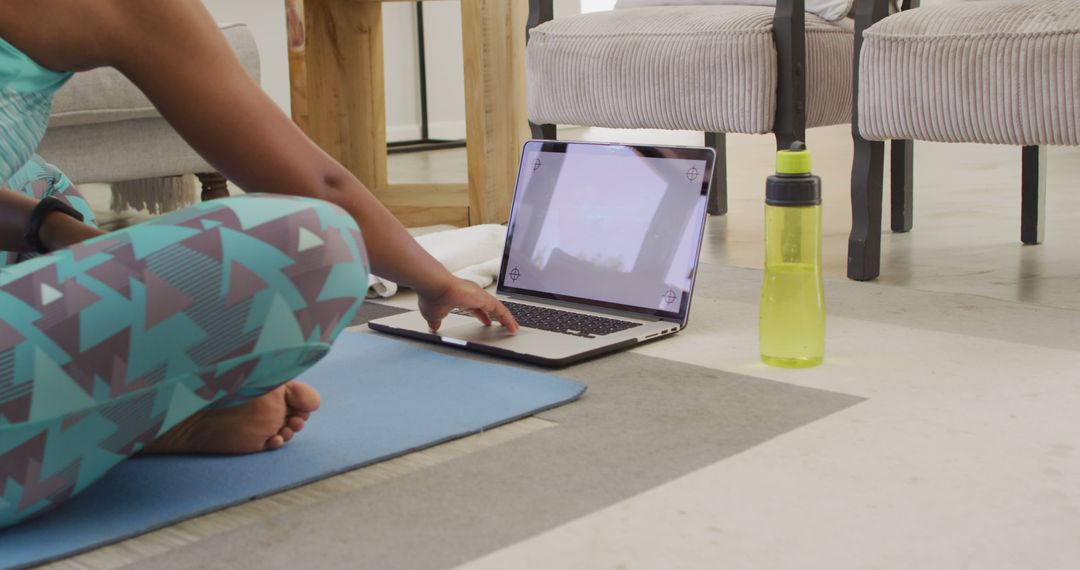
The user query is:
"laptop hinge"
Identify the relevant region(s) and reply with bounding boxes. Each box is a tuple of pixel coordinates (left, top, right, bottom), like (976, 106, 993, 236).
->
(501, 291, 678, 324)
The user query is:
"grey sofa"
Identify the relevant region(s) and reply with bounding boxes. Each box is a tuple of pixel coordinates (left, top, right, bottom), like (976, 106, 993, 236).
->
(37, 23, 260, 214)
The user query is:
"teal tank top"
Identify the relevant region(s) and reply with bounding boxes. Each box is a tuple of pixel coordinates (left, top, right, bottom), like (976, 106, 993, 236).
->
(0, 37, 73, 185)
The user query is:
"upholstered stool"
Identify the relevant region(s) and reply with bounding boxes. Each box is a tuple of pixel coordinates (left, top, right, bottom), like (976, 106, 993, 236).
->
(526, 2, 855, 215)
(848, 0, 1080, 280)
(529, 6, 853, 134)
(37, 23, 260, 214)
(859, 0, 1079, 147)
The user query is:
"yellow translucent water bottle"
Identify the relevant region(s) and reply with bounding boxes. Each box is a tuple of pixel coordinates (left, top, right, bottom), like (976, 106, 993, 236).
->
(759, 141, 825, 368)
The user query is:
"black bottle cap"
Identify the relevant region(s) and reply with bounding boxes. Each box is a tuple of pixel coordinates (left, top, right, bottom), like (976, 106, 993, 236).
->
(766, 175, 821, 206)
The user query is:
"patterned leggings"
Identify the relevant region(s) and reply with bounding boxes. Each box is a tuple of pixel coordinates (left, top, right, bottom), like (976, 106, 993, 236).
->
(0, 157, 369, 527)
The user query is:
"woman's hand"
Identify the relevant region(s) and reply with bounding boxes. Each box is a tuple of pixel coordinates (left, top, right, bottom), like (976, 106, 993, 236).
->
(416, 278, 519, 334)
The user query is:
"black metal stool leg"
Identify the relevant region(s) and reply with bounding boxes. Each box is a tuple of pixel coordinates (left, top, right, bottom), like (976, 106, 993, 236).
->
(848, 135, 885, 281)
(847, 0, 890, 281)
(890, 139, 913, 232)
(530, 122, 556, 140)
(1021, 145, 1046, 245)
(704, 132, 728, 216)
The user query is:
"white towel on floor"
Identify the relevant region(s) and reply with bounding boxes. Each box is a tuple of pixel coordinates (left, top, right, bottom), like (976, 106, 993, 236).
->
(368, 224, 507, 298)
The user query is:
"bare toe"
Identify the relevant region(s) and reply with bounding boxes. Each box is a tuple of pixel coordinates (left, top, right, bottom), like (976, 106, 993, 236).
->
(284, 382, 321, 414)
(266, 434, 285, 450)
(287, 415, 306, 433)
(279, 427, 295, 442)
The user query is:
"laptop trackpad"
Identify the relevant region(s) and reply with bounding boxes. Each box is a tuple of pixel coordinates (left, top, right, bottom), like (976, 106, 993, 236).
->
(439, 322, 521, 343)
(438, 322, 586, 356)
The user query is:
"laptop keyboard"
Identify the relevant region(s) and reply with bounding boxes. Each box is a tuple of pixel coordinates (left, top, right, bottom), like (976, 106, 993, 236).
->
(452, 302, 641, 338)
(493, 301, 643, 339)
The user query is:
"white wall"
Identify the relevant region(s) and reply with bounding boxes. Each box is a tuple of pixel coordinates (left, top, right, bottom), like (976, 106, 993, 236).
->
(384, 3, 425, 141)
(200, 0, 581, 142)
(414, 2, 466, 141)
(581, 0, 617, 12)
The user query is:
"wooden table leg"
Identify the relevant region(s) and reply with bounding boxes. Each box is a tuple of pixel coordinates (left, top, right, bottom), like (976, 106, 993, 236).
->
(302, 0, 389, 192)
(290, 0, 527, 227)
(460, 0, 530, 225)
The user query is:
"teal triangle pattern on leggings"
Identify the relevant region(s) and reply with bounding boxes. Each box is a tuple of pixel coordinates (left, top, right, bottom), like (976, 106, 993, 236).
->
(0, 194, 370, 527)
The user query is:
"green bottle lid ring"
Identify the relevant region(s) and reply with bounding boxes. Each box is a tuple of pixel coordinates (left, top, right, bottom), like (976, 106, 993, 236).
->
(768, 141, 820, 206)
(776, 141, 812, 175)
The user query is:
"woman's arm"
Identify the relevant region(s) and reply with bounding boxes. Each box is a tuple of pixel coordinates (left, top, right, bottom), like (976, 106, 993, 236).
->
(0, 0, 515, 332)
(0, 188, 104, 253)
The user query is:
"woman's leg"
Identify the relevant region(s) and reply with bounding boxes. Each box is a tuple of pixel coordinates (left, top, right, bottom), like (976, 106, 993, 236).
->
(0, 194, 368, 527)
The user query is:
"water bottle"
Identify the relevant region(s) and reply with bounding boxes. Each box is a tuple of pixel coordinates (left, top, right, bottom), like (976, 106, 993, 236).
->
(759, 141, 825, 368)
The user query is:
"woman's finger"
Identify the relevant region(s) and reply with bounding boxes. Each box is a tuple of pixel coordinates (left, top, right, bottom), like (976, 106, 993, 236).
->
(486, 298, 519, 333)
(471, 308, 494, 326)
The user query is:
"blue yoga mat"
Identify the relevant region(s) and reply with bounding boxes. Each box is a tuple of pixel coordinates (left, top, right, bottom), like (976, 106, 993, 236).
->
(0, 332, 585, 569)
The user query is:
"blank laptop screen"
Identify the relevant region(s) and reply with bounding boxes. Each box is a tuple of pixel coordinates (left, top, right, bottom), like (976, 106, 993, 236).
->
(498, 141, 713, 321)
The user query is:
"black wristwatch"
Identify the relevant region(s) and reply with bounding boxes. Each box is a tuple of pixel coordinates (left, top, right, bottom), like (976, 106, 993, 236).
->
(25, 196, 85, 254)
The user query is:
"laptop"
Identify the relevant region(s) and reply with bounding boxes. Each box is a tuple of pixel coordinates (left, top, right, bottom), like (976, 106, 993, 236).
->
(369, 139, 716, 367)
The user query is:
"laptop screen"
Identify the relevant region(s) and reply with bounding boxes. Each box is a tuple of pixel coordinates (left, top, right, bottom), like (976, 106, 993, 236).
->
(498, 140, 715, 322)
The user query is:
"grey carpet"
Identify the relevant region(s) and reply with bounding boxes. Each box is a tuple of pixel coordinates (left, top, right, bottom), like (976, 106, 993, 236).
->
(136, 326, 862, 570)
(350, 299, 412, 326)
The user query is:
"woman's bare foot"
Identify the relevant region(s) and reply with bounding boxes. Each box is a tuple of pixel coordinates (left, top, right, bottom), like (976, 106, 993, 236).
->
(143, 381, 321, 455)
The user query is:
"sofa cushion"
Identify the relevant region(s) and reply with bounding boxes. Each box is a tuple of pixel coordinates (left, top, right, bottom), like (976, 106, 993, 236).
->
(48, 23, 259, 128)
(858, 0, 1080, 146)
(527, 6, 853, 134)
